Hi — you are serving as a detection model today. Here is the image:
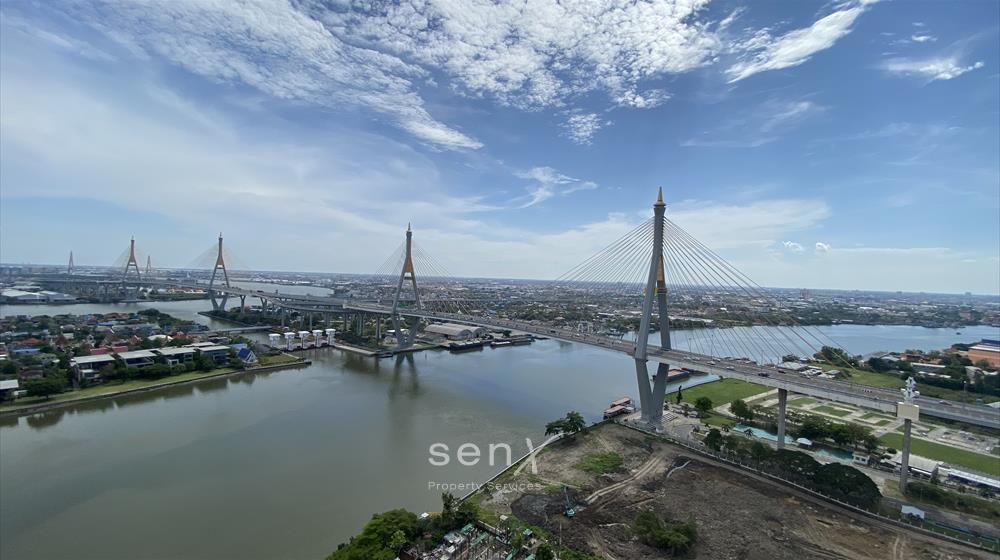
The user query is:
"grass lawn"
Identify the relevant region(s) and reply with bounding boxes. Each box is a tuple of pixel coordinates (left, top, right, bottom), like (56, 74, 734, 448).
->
(674, 378, 769, 407)
(787, 396, 816, 407)
(819, 363, 998, 405)
(258, 352, 303, 365)
(879, 432, 1000, 475)
(813, 405, 853, 417)
(577, 452, 624, 474)
(0, 368, 236, 413)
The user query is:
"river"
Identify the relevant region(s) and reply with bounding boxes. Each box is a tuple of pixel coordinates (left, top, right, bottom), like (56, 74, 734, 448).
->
(1, 298, 997, 559)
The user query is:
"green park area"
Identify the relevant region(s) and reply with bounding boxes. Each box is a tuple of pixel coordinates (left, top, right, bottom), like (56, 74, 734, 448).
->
(0, 368, 236, 414)
(879, 433, 1000, 475)
(813, 405, 852, 417)
(787, 396, 816, 407)
(674, 378, 769, 407)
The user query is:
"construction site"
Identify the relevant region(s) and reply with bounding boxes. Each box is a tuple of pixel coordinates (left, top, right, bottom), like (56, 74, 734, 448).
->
(473, 422, 993, 560)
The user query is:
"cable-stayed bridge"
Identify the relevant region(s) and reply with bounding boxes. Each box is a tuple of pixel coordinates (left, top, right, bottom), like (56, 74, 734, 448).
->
(19, 192, 1000, 437)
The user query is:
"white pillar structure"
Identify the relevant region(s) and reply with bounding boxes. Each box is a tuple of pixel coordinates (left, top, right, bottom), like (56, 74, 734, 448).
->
(897, 377, 920, 494)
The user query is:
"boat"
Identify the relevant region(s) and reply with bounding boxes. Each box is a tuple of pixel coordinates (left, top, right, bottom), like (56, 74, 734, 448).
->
(448, 340, 485, 352)
(490, 340, 513, 347)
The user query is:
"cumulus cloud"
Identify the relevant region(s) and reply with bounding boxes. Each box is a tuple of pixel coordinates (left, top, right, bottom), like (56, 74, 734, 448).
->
(882, 56, 984, 81)
(16, 0, 880, 149)
(815, 242, 832, 254)
(307, 0, 720, 111)
(782, 241, 805, 252)
(45, 0, 482, 150)
(726, 1, 873, 82)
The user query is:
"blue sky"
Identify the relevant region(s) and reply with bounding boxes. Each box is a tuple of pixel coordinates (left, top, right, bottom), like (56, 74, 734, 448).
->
(1, 0, 998, 294)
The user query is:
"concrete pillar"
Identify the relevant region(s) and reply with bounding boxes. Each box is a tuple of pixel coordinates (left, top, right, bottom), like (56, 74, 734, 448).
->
(634, 360, 653, 423)
(900, 418, 912, 494)
(650, 363, 669, 424)
(776, 388, 788, 450)
(309, 313, 313, 330)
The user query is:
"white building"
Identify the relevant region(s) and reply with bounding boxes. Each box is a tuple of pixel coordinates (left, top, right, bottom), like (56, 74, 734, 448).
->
(423, 323, 487, 341)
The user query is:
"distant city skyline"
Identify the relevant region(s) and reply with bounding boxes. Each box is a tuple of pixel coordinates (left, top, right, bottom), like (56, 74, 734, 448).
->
(1, 1, 998, 294)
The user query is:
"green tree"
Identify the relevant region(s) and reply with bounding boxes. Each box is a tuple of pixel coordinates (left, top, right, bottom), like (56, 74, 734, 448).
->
(675, 386, 683, 405)
(1, 361, 17, 376)
(387, 530, 407, 553)
(535, 544, 555, 560)
(25, 377, 67, 400)
(545, 411, 586, 439)
(730, 399, 754, 423)
(770, 449, 820, 482)
(867, 357, 890, 373)
(704, 428, 723, 451)
(694, 397, 713, 417)
(326, 509, 419, 560)
(813, 463, 881, 509)
(750, 441, 771, 468)
(798, 415, 830, 440)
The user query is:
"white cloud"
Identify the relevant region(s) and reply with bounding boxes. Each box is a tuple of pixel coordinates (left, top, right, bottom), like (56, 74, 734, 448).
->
(513, 167, 598, 207)
(667, 199, 831, 249)
(726, 1, 872, 82)
(911, 34, 936, 43)
(561, 113, 607, 145)
(308, 0, 721, 111)
(683, 98, 823, 148)
(882, 56, 984, 81)
(782, 241, 805, 253)
(45, 0, 481, 150)
(815, 242, 832, 254)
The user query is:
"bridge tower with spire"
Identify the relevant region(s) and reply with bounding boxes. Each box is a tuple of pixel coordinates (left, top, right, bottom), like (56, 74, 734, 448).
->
(209, 233, 230, 311)
(67, 251, 75, 275)
(145, 255, 153, 276)
(633, 188, 673, 427)
(391, 223, 422, 348)
(122, 237, 142, 283)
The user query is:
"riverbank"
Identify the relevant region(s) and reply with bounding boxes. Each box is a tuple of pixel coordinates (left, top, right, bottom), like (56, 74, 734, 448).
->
(470, 421, 994, 559)
(0, 355, 310, 418)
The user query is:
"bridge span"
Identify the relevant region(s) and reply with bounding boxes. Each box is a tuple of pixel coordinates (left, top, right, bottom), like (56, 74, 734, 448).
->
(343, 302, 1000, 430)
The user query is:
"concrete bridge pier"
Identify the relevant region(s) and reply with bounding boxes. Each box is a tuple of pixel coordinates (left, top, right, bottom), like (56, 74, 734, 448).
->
(776, 388, 788, 450)
(634, 360, 655, 422)
(900, 418, 912, 493)
(650, 363, 669, 423)
(633, 360, 670, 425)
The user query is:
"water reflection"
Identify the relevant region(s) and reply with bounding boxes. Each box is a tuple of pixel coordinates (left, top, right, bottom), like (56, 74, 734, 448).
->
(388, 353, 421, 399)
(25, 409, 66, 430)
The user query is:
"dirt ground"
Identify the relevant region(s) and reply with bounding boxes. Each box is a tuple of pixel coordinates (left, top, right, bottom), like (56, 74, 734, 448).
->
(477, 423, 992, 560)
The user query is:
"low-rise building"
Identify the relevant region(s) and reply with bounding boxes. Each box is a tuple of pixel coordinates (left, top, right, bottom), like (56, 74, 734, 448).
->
(117, 350, 158, 368)
(70, 354, 117, 382)
(195, 345, 231, 364)
(153, 347, 197, 365)
(0, 379, 19, 401)
(423, 323, 487, 341)
(967, 342, 1000, 368)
